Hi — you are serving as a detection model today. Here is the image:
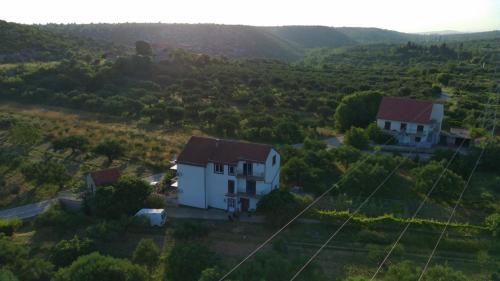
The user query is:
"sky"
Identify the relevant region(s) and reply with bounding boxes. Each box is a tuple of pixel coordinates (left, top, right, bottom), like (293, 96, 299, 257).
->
(1, 0, 499, 33)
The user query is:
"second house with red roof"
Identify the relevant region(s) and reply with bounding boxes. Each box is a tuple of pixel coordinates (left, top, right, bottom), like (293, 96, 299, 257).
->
(376, 97, 444, 148)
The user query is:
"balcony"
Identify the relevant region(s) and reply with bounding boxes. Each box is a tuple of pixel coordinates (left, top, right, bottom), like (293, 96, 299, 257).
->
(236, 171, 265, 181)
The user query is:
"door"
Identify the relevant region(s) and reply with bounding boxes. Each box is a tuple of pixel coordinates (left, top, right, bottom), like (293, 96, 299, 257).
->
(240, 198, 249, 212)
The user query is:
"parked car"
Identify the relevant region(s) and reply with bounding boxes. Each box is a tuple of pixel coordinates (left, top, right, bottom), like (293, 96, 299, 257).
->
(134, 209, 167, 226)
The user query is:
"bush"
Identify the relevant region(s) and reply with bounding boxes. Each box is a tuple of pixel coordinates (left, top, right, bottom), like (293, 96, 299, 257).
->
(85, 220, 124, 242)
(356, 229, 389, 244)
(257, 189, 304, 227)
(33, 204, 86, 231)
(0, 269, 19, 281)
(0, 218, 22, 236)
(50, 236, 95, 268)
(53, 252, 148, 281)
(366, 123, 397, 145)
(344, 127, 369, 149)
(173, 221, 210, 240)
(486, 213, 500, 237)
(165, 243, 217, 281)
(143, 194, 166, 209)
(132, 239, 160, 270)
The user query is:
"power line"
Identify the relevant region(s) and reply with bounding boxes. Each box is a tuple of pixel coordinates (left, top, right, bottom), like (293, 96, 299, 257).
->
(218, 103, 434, 281)
(417, 96, 498, 280)
(288, 146, 417, 280)
(369, 139, 466, 280)
(370, 96, 496, 280)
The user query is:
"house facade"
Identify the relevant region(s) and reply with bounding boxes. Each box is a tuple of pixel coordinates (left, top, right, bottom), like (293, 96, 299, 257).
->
(172, 136, 280, 212)
(376, 97, 444, 147)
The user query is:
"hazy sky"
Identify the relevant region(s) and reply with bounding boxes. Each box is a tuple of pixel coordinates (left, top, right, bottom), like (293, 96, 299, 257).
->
(1, 0, 499, 33)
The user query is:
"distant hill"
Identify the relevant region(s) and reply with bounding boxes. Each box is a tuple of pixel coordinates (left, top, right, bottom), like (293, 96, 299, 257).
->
(0, 20, 112, 63)
(3, 22, 498, 61)
(263, 26, 357, 48)
(42, 23, 304, 60)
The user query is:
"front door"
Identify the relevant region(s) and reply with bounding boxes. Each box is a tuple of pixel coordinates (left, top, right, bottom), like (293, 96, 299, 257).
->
(240, 198, 249, 212)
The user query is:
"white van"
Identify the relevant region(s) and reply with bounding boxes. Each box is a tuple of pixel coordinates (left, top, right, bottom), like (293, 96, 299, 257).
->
(134, 209, 167, 226)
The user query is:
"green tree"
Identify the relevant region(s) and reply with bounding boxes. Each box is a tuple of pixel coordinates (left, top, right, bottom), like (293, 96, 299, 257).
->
(198, 266, 224, 281)
(94, 139, 125, 164)
(0, 269, 19, 281)
(334, 91, 382, 132)
(411, 161, 464, 201)
(257, 189, 304, 226)
(93, 176, 151, 218)
(366, 123, 396, 145)
(52, 135, 89, 154)
(132, 239, 160, 270)
(135, 41, 152, 56)
(333, 145, 362, 168)
(344, 127, 369, 149)
(281, 157, 310, 187)
(50, 236, 95, 268)
(18, 257, 54, 281)
(165, 243, 217, 281)
(53, 252, 148, 281)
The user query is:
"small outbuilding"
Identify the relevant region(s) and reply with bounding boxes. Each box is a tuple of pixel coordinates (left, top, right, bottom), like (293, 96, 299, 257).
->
(86, 168, 121, 194)
(134, 209, 167, 226)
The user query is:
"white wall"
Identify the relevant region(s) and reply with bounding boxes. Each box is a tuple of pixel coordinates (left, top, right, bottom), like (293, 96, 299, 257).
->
(177, 164, 206, 208)
(205, 162, 237, 210)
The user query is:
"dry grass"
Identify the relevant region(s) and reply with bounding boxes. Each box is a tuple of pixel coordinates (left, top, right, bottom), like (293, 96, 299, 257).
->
(0, 102, 198, 207)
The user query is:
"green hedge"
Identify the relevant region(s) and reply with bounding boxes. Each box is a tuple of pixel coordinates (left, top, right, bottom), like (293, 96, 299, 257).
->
(313, 209, 486, 233)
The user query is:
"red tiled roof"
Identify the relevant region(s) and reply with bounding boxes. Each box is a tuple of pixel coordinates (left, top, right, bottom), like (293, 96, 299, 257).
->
(377, 97, 434, 124)
(177, 136, 273, 166)
(90, 168, 121, 186)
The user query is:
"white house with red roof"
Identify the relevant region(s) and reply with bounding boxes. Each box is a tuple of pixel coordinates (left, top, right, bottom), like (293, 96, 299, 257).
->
(172, 136, 280, 212)
(376, 97, 444, 147)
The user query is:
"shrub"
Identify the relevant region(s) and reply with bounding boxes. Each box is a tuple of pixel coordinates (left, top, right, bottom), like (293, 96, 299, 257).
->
(173, 221, 210, 240)
(132, 239, 160, 270)
(165, 243, 217, 281)
(50, 236, 95, 268)
(0, 269, 19, 281)
(33, 204, 86, 231)
(366, 123, 397, 144)
(85, 220, 124, 242)
(486, 213, 500, 237)
(0, 218, 22, 236)
(143, 194, 166, 209)
(53, 252, 148, 281)
(344, 127, 369, 149)
(257, 189, 304, 227)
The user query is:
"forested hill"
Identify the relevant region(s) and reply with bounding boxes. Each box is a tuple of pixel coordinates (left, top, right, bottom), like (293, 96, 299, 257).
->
(0, 20, 121, 63)
(42, 23, 305, 61)
(263, 26, 358, 48)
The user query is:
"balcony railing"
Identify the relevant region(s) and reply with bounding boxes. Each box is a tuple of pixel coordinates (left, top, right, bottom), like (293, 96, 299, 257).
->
(236, 171, 265, 180)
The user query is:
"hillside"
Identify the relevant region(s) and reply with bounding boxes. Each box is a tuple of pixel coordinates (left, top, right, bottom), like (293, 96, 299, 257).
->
(0, 20, 115, 63)
(264, 25, 357, 48)
(43, 23, 304, 60)
(40, 23, 500, 60)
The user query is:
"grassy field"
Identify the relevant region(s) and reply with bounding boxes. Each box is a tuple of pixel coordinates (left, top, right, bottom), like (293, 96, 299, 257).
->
(0, 101, 195, 208)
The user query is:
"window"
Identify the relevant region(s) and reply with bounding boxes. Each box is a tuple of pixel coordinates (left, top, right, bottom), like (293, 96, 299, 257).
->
(246, 180, 256, 195)
(243, 162, 253, 176)
(228, 165, 235, 175)
(400, 123, 407, 131)
(214, 163, 224, 174)
(384, 121, 391, 130)
(228, 180, 235, 194)
(415, 136, 421, 143)
(272, 155, 277, 166)
(417, 125, 424, 132)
